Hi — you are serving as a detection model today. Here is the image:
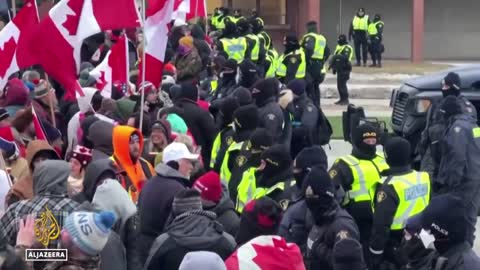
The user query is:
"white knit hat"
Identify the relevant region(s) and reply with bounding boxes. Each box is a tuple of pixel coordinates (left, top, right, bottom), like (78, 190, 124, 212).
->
(64, 211, 117, 256)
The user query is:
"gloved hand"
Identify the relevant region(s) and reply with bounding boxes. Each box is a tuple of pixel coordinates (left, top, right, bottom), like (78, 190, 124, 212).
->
(332, 69, 337, 75)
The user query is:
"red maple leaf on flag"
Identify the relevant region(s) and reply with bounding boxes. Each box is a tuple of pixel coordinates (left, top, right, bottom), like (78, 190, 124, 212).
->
(62, 0, 83, 35)
(0, 37, 17, 79)
(95, 71, 107, 90)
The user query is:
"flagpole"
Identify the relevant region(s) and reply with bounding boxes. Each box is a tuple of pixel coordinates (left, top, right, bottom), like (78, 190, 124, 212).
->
(11, 0, 16, 17)
(139, 0, 147, 133)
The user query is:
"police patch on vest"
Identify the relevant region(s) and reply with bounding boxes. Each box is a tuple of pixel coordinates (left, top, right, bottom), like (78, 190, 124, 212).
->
(290, 57, 297, 64)
(454, 127, 461, 133)
(307, 106, 313, 112)
(279, 199, 290, 210)
(337, 230, 349, 240)
(404, 184, 428, 201)
(377, 191, 387, 203)
(226, 136, 234, 146)
(267, 113, 275, 120)
(329, 170, 337, 178)
(236, 155, 247, 167)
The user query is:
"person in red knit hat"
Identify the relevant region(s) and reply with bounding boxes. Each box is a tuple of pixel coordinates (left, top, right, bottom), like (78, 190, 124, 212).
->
(68, 145, 93, 197)
(193, 171, 240, 236)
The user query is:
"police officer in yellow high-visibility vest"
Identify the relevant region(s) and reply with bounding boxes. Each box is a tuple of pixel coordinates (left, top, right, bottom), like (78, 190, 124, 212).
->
(329, 34, 353, 105)
(211, 7, 229, 31)
(328, 123, 389, 249)
(276, 34, 306, 85)
(368, 137, 430, 270)
(264, 48, 279, 78)
(301, 21, 330, 107)
(236, 18, 261, 65)
(349, 7, 370, 67)
(368, 14, 385, 68)
(217, 18, 247, 64)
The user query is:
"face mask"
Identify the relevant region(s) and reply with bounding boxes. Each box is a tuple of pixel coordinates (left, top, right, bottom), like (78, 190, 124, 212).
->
(402, 235, 430, 261)
(442, 88, 459, 98)
(177, 45, 191, 56)
(356, 142, 377, 156)
(306, 197, 334, 224)
(293, 170, 308, 187)
(248, 153, 262, 167)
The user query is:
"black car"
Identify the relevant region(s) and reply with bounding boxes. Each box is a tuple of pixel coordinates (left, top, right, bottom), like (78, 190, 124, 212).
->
(390, 64, 480, 162)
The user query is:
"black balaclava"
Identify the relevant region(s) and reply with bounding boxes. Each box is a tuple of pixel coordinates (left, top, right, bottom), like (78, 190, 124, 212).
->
(214, 97, 240, 129)
(374, 14, 381, 22)
(233, 105, 259, 136)
(250, 17, 263, 34)
(257, 144, 292, 187)
(234, 9, 241, 18)
(221, 59, 238, 83)
(338, 34, 348, 45)
(239, 60, 259, 89)
(357, 7, 366, 17)
(236, 18, 250, 36)
(251, 78, 279, 107)
(352, 123, 378, 158)
(303, 166, 336, 224)
(440, 95, 463, 120)
(222, 18, 237, 38)
(442, 72, 461, 98)
(283, 33, 300, 54)
(306, 21, 317, 33)
(247, 128, 274, 168)
(294, 146, 328, 188)
(384, 137, 411, 168)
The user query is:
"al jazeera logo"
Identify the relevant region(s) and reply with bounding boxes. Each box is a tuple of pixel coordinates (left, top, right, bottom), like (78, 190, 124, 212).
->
(26, 206, 68, 261)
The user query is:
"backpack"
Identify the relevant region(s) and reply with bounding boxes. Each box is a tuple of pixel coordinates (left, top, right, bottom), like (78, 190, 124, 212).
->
(316, 106, 333, 145)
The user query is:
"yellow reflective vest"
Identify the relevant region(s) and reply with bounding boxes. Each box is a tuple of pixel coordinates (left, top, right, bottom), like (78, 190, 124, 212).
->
(265, 49, 279, 78)
(371, 171, 430, 230)
(235, 167, 258, 213)
(301, 33, 327, 60)
(220, 37, 247, 64)
(339, 154, 389, 203)
(220, 141, 245, 184)
(246, 33, 260, 61)
(276, 49, 306, 79)
(334, 44, 354, 62)
(368, 21, 384, 36)
(353, 15, 369, 31)
(210, 126, 234, 169)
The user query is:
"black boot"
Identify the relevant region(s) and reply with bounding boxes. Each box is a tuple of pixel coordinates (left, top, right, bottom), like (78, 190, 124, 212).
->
(369, 63, 377, 67)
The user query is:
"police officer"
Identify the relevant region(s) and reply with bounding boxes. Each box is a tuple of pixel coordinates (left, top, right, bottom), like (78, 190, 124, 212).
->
(304, 166, 364, 270)
(211, 7, 229, 32)
(301, 21, 330, 107)
(252, 144, 296, 210)
(217, 17, 247, 64)
(418, 72, 477, 180)
(329, 123, 389, 251)
(368, 137, 430, 270)
(406, 194, 480, 270)
(213, 59, 238, 100)
(368, 14, 384, 68)
(231, 9, 244, 24)
(349, 7, 370, 67)
(287, 79, 319, 158)
(219, 105, 259, 189)
(236, 18, 261, 65)
(329, 34, 353, 105)
(233, 128, 274, 212)
(209, 97, 240, 171)
(435, 95, 480, 247)
(251, 78, 285, 143)
(277, 33, 307, 84)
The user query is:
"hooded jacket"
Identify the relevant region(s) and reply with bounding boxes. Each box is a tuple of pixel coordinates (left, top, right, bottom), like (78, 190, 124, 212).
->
(89, 120, 115, 161)
(92, 180, 140, 270)
(0, 160, 78, 249)
(5, 140, 58, 205)
(1, 78, 30, 116)
(144, 210, 236, 270)
(190, 24, 212, 69)
(72, 158, 118, 203)
(111, 125, 155, 203)
(207, 196, 240, 236)
(137, 163, 190, 265)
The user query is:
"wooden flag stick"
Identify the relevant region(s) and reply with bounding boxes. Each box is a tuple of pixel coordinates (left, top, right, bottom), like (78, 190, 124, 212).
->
(139, 0, 147, 133)
(44, 74, 57, 128)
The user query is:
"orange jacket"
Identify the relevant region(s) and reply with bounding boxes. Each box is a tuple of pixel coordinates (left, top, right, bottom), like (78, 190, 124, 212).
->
(111, 126, 155, 202)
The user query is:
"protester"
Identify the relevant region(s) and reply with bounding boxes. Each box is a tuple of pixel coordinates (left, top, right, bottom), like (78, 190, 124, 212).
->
(67, 145, 93, 197)
(88, 120, 115, 161)
(0, 138, 29, 181)
(72, 158, 118, 204)
(111, 125, 155, 203)
(138, 142, 198, 264)
(42, 210, 117, 270)
(0, 78, 30, 117)
(142, 119, 172, 165)
(193, 171, 240, 236)
(174, 36, 203, 83)
(31, 79, 60, 127)
(179, 251, 227, 270)
(143, 189, 236, 270)
(92, 180, 140, 270)
(5, 140, 59, 206)
(0, 160, 79, 249)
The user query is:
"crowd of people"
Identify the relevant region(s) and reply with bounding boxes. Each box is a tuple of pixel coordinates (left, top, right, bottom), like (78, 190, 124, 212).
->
(0, 5, 478, 270)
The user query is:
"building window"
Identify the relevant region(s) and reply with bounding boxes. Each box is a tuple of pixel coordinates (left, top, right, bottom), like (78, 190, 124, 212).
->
(206, 0, 287, 25)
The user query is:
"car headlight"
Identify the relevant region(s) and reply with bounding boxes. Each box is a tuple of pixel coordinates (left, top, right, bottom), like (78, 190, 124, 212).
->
(415, 99, 432, 113)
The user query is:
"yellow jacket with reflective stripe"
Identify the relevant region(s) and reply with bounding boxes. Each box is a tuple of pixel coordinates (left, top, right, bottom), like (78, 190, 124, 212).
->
(265, 49, 279, 78)
(276, 49, 306, 79)
(368, 21, 384, 36)
(210, 126, 233, 169)
(372, 171, 430, 230)
(220, 37, 247, 64)
(235, 167, 257, 213)
(246, 33, 260, 61)
(301, 33, 327, 60)
(253, 180, 296, 200)
(353, 15, 369, 31)
(220, 141, 244, 184)
(339, 154, 389, 203)
(334, 44, 354, 62)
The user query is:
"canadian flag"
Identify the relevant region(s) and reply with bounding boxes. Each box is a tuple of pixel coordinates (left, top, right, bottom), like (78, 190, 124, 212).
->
(32, 106, 48, 141)
(139, 0, 176, 88)
(90, 34, 129, 98)
(173, 0, 206, 25)
(0, 0, 39, 91)
(18, 0, 142, 100)
(186, 0, 207, 21)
